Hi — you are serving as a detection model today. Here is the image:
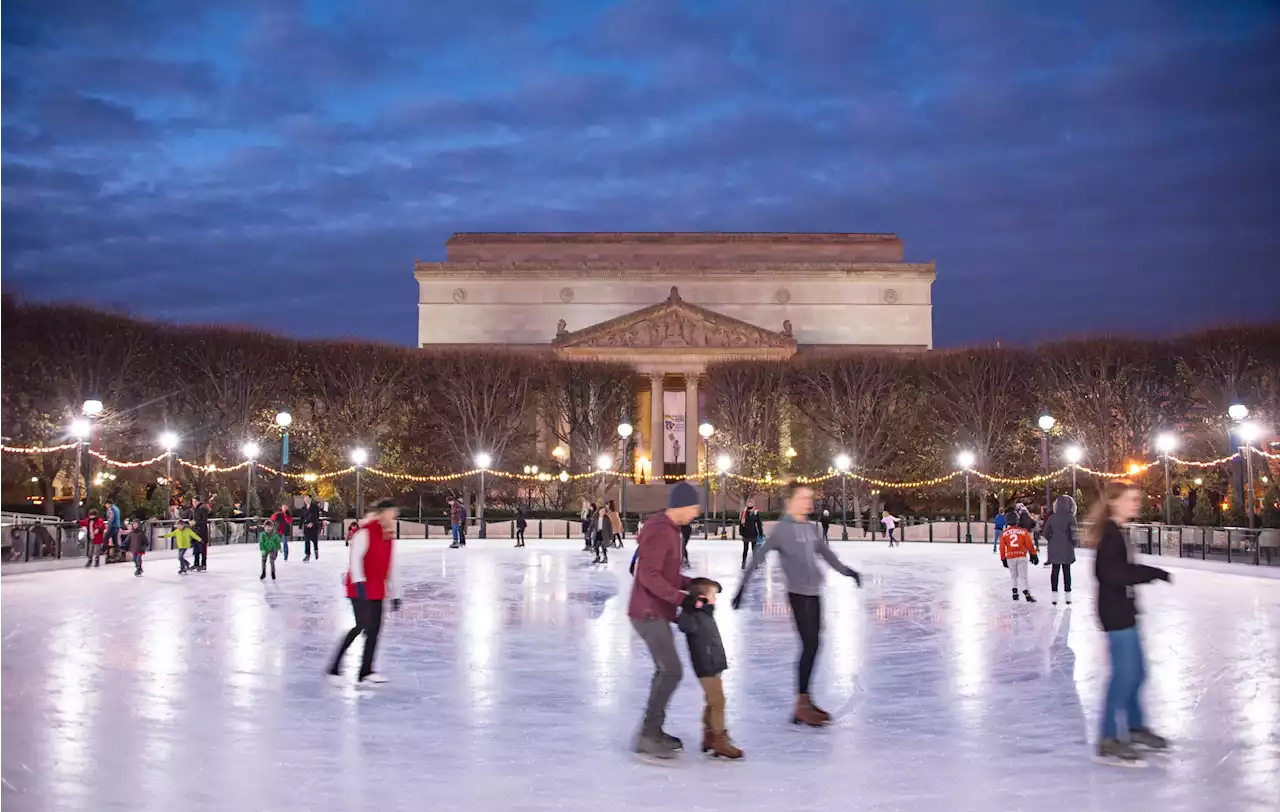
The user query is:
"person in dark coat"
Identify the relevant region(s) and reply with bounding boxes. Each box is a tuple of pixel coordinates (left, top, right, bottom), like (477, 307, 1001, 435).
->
(272, 503, 293, 561)
(739, 501, 764, 569)
(192, 497, 211, 571)
(1044, 494, 1078, 604)
(300, 494, 322, 562)
(677, 577, 743, 759)
(514, 507, 527, 548)
(1086, 479, 1171, 765)
(123, 520, 148, 576)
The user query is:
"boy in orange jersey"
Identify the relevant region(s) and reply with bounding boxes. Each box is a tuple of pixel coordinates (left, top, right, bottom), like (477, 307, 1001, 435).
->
(999, 506, 1039, 602)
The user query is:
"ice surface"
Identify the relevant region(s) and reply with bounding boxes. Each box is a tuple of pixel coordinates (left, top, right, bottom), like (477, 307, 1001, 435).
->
(2, 539, 1277, 812)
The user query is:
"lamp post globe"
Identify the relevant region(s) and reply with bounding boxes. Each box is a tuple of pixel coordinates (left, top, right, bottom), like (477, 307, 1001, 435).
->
(1037, 414, 1056, 432)
(956, 451, 976, 470)
(82, 399, 104, 417)
(1155, 433, 1177, 455)
(617, 422, 633, 439)
(957, 450, 976, 543)
(596, 454, 612, 472)
(1064, 445, 1083, 464)
(274, 412, 292, 428)
(1228, 404, 1249, 422)
(473, 452, 492, 538)
(834, 453, 851, 540)
(698, 422, 714, 439)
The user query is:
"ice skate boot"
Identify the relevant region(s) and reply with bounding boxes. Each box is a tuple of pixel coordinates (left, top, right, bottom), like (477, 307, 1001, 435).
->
(1065, 593, 1072, 605)
(1023, 590, 1036, 603)
(1012, 588, 1019, 601)
(701, 730, 715, 752)
(708, 732, 744, 760)
(660, 731, 683, 751)
(792, 694, 829, 727)
(1096, 738, 1144, 767)
(1128, 728, 1168, 750)
(260, 568, 266, 580)
(1051, 591, 1058, 605)
(632, 733, 678, 762)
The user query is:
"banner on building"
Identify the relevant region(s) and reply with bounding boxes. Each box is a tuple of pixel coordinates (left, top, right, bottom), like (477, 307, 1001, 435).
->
(662, 391, 686, 464)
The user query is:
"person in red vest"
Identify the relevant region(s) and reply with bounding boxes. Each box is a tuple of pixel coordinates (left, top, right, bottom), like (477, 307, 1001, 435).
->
(328, 498, 401, 685)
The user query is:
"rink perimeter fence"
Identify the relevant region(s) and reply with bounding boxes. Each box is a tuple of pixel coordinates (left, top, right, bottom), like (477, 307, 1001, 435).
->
(3, 511, 1277, 571)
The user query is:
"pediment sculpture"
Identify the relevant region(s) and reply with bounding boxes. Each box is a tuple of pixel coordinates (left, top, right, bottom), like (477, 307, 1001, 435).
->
(579, 309, 776, 349)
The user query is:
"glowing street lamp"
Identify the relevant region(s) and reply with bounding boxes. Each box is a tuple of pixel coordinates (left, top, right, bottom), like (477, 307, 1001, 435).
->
(1037, 414, 1055, 509)
(81, 400, 104, 417)
(1155, 433, 1178, 524)
(834, 453, 852, 540)
(715, 454, 732, 538)
(698, 422, 715, 535)
(475, 452, 492, 538)
(351, 447, 368, 516)
(1228, 404, 1249, 422)
(957, 451, 976, 544)
(596, 453, 613, 472)
(618, 422, 633, 534)
(1064, 444, 1083, 496)
(159, 431, 179, 509)
(243, 441, 261, 511)
(69, 418, 92, 522)
(1238, 422, 1261, 534)
(274, 411, 292, 497)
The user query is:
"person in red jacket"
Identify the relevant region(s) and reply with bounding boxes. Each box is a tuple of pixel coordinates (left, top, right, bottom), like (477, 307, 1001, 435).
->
(629, 481, 704, 761)
(328, 498, 402, 685)
(79, 510, 106, 568)
(999, 506, 1040, 602)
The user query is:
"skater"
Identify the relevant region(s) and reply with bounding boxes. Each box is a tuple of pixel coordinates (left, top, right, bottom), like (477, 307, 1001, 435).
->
(606, 500, 623, 548)
(1087, 479, 1171, 765)
(515, 507, 527, 547)
(345, 519, 359, 547)
(677, 577, 743, 759)
(103, 500, 122, 562)
(680, 520, 693, 568)
(882, 510, 900, 546)
(271, 503, 293, 560)
(992, 508, 1007, 552)
(448, 497, 463, 548)
(739, 500, 764, 569)
(629, 481, 705, 761)
(301, 493, 322, 561)
(1044, 494, 1078, 604)
(259, 518, 282, 580)
(592, 503, 610, 564)
(732, 481, 863, 727)
(581, 500, 597, 552)
(329, 498, 402, 684)
(162, 520, 200, 574)
(820, 508, 831, 540)
(123, 520, 148, 576)
(79, 510, 106, 568)
(999, 507, 1039, 602)
(192, 496, 211, 571)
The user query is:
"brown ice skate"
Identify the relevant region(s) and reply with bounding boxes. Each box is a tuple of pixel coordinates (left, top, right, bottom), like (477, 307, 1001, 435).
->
(708, 732, 744, 759)
(792, 694, 829, 727)
(701, 730, 716, 753)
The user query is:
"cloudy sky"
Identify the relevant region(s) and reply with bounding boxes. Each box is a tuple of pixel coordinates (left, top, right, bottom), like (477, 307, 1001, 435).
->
(3, 0, 1277, 347)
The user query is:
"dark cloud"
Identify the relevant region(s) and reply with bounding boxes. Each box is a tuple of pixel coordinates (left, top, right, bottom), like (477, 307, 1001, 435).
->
(3, 0, 1278, 347)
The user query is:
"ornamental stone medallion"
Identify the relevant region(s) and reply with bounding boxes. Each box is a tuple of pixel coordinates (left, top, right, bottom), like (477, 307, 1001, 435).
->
(774, 288, 792, 304)
(559, 287, 575, 303)
(883, 288, 900, 304)
(452, 287, 468, 303)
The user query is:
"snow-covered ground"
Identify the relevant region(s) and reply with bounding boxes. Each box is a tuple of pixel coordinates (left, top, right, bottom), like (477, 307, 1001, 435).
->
(2, 539, 1276, 812)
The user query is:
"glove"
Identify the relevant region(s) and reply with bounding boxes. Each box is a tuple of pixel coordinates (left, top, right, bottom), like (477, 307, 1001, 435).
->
(1030, 554, 1039, 566)
(391, 598, 402, 612)
(1155, 569, 1172, 583)
(680, 592, 705, 612)
(1002, 558, 1008, 569)
(850, 570, 862, 588)
(731, 591, 743, 610)
(355, 582, 368, 601)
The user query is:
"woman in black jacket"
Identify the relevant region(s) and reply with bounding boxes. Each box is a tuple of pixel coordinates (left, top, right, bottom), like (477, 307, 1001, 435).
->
(1086, 479, 1171, 765)
(738, 501, 764, 569)
(1044, 494, 1078, 604)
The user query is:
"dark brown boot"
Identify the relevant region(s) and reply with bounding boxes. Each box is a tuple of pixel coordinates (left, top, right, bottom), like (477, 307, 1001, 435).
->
(701, 730, 715, 753)
(808, 697, 832, 723)
(709, 732, 744, 759)
(792, 694, 828, 727)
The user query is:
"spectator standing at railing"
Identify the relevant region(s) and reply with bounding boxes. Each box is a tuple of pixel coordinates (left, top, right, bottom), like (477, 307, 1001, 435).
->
(272, 503, 293, 561)
(192, 496, 211, 572)
(301, 493, 322, 562)
(80, 510, 106, 568)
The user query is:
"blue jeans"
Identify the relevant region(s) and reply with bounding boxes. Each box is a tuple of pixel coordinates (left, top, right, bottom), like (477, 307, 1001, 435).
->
(451, 523, 460, 543)
(1100, 626, 1147, 740)
(281, 535, 290, 560)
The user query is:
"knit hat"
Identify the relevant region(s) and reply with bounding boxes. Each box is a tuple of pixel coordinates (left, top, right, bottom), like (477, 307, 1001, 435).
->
(668, 481, 700, 509)
(374, 498, 397, 510)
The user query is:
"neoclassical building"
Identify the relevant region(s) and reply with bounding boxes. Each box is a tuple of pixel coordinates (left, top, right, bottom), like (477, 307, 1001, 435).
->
(414, 232, 935, 482)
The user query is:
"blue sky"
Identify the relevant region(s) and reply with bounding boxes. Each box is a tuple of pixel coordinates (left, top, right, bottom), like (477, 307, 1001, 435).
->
(3, 0, 1278, 346)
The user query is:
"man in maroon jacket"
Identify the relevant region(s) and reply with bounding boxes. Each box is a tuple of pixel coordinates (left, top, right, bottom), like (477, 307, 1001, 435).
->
(629, 481, 704, 760)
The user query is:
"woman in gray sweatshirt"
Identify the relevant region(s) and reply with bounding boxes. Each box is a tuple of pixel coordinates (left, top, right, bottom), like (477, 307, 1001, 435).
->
(732, 480, 862, 726)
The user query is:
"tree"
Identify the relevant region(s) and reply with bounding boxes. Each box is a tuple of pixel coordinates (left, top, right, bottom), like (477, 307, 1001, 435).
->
(704, 361, 788, 490)
(542, 361, 633, 473)
(1261, 481, 1280, 529)
(424, 350, 542, 469)
(1192, 488, 1217, 527)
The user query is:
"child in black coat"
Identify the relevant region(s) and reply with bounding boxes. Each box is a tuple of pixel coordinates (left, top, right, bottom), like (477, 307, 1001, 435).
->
(677, 578, 743, 759)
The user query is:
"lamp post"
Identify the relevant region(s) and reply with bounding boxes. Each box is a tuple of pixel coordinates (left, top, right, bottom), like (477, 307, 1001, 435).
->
(80, 399, 103, 505)
(351, 448, 368, 517)
(1155, 433, 1177, 525)
(1037, 414, 1055, 509)
(1228, 404, 1249, 513)
(1238, 422, 1259, 532)
(70, 418, 91, 522)
(715, 454, 731, 538)
(834, 453, 851, 541)
(159, 431, 179, 511)
(699, 422, 714, 538)
(243, 442, 261, 513)
(475, 452, 491, 539)
(275, 411, 292, 499)
(618, 422, 633, 535)
(958, 451, 976, 544)
(1064, 444, 1083, 498)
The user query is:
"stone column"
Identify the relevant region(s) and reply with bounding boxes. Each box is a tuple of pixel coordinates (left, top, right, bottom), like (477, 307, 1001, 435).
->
(684, 375, 699, 481)
(649, 372, 664, 481)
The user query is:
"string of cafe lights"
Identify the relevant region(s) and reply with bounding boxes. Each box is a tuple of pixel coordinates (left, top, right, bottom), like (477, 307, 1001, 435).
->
(4, 443, 1271, 492)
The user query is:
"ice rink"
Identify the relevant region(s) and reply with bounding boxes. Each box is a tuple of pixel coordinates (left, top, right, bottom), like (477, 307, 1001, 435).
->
(3, 538, 1277, 812)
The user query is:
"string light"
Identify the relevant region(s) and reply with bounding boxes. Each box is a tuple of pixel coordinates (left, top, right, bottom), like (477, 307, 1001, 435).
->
(1, 442, 79, 454)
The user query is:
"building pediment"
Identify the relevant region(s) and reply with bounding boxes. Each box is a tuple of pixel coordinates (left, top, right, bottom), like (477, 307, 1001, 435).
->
(553, 287, 797, 362)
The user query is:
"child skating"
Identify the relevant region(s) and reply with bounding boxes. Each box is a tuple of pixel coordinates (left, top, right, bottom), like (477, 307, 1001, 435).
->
(998, 507, 1039, 602)
(79, 510, 106, 568)
(163, 520, 200, 574)
(123, 520, 148, 576)
(259, 519, 282, 580)
(677, 577, 743, 759)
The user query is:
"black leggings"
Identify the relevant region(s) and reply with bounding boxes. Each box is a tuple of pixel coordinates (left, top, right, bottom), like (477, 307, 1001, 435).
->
(1051, 563, 1073, 592)
(788, 593, 822, 695)
(330, 598, 384, 679)
(741, 538, 757, 568)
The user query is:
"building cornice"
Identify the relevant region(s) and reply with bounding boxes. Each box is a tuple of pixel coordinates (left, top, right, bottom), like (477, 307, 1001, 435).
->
(414, 261, 936, 282)
(445, 232, 900, 245)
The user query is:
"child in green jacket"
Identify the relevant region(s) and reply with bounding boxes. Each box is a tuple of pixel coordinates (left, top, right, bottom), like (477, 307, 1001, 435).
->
(259, 521, 282, 580)
(163, 520, 201, 574)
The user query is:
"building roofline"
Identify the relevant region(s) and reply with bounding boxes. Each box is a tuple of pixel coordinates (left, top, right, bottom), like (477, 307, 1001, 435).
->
(445, 232, 900, 245)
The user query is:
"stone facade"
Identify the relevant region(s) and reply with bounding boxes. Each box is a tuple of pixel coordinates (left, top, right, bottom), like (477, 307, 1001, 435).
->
(414, 232, 935, 351)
